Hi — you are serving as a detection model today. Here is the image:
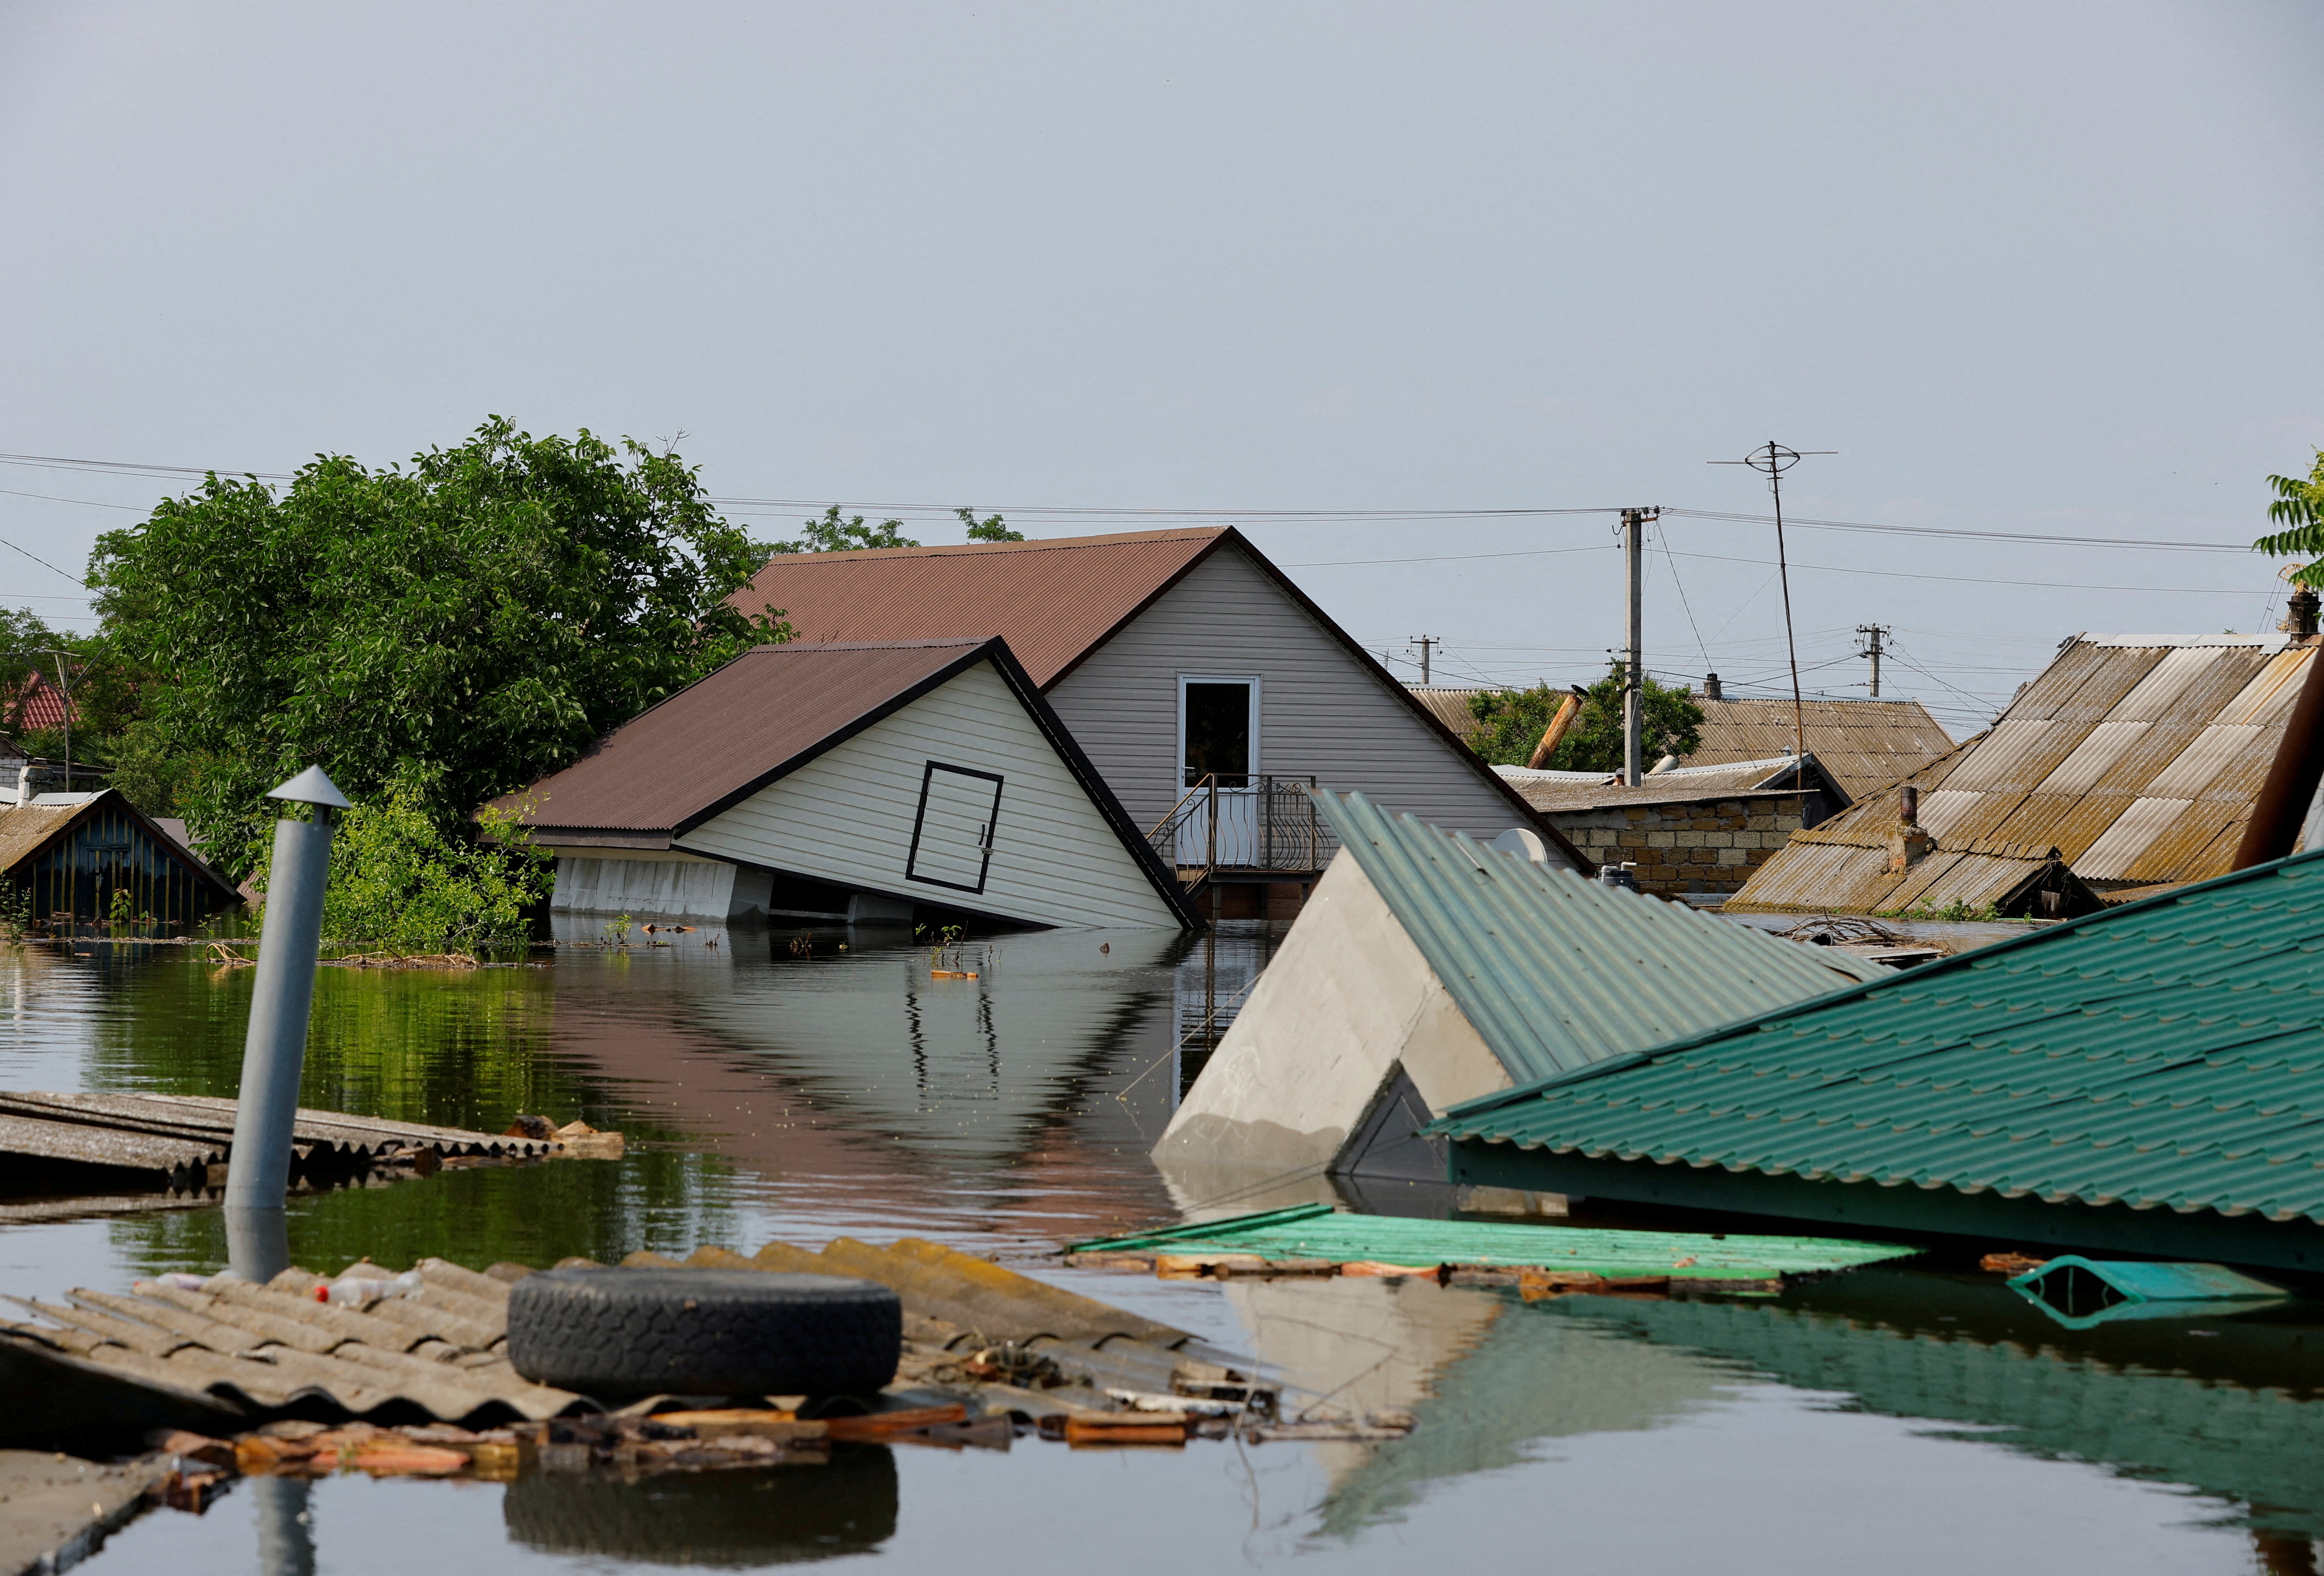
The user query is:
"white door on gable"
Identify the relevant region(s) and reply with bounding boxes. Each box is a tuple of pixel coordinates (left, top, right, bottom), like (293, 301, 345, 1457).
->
(907, 763, 1004, 895)
(1178, 678, 1260, 867)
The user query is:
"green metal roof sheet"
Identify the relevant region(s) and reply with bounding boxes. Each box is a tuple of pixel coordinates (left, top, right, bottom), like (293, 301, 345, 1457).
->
(1435, 846, 2324, 1226)
(1314, 790, 1882, 1085)
(1068, 1202, 1915, 1279)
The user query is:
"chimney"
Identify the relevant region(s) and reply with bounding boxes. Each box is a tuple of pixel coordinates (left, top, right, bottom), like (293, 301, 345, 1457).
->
(1703, 672, 1723, 701)
(2282, 585, 2320, 643)
(1887, 784, 1934, 873)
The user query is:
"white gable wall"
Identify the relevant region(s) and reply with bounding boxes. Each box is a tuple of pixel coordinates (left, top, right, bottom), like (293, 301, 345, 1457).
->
(677, 658, 1177, 929)
(1047, 544, 1566, 860)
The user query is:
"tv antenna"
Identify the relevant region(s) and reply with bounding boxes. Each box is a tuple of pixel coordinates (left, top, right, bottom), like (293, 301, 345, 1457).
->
(1710, 442, 1834, 786)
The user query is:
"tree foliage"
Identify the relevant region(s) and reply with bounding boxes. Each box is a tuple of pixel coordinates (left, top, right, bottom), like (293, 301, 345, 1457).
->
(2256, 450, 2324, 588)
(89, 418, 787, 877)
(253, 787, 550, 953)
(761, 505, 920, 556)
(960, 507, 1022, 542)
(1467, 664, 1705, 772)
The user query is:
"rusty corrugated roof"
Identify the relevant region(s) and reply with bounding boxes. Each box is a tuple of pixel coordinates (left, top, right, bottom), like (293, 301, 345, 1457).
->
(1728, 637, 2316, 914)
(728, 529, 1225, 689)
(497, 640, 997, 835)
(1405, 687, 1492, 744)
(1684, 697, 1954, 799)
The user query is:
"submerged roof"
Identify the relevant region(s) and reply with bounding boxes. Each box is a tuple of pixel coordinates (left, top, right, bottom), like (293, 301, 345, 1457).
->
(728, 529, 1225, 689)
(1685, 696, 1953, 798)
(1494, 754, 1846, 815)
(0, 790, 239, 902)
(1316, 791, 1880, 1086)
(1441, 846, 2324, 1226)
(1728, 635, 2315, 914)
(500, 640, 999, 834)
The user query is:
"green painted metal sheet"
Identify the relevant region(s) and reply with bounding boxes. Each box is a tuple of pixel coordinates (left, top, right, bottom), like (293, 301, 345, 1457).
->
(1314, 790, 1882, 1084)
(1069, 1203, 1915, 1279)
(2008, 1255, 2287, 1329)
(1435, 846, 2324, 1228)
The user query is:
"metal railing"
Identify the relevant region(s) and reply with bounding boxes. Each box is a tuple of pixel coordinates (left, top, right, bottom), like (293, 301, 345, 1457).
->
(1147, 774, 1323, 890)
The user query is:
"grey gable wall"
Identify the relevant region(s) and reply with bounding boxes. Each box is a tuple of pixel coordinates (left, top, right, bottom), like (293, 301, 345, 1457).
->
(1046, 542, 1553, 852)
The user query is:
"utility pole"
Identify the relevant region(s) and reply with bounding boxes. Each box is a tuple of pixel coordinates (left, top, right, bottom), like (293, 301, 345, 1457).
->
(1620, 509, 1657, 786)
(1410, 635, 1438, 686)
(1713, 444, 1832, 790)
(1856, 624, 1889, 699)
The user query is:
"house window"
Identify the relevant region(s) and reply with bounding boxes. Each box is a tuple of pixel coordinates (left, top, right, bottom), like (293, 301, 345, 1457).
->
(906, 762, 1004, 895)
(1179, 678, 1259, 789)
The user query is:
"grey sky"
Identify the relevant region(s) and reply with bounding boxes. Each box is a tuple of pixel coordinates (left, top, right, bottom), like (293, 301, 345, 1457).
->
(3, 1, 2318, 735)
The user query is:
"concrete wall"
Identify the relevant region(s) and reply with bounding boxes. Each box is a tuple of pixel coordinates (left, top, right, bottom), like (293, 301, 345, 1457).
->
(1547, 794, 1806, 898)
(1048, 543, 1568, 861)
(1152, 849, 1510, 1180)
(679, 658, 1180, 930)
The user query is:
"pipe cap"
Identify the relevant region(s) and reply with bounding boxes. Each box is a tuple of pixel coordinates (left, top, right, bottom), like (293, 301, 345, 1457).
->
(266, 765, 352, 810)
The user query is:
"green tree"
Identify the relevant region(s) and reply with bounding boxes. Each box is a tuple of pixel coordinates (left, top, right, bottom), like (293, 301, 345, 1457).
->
(254, 785, 550, 952)
(760, 505, 919, 556)
(2256, 449, 2324, 587)
(89, 418, 787, 877)
(959, 507, 1022, 543)
(1468, 663, 1705, 772)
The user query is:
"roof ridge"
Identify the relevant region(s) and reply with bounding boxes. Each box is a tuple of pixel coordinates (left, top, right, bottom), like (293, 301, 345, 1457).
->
(748, 527, 1226, 566)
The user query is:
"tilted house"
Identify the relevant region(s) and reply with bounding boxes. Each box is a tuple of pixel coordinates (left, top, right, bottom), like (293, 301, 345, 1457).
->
(1437, 844, 2324, 1274)
(1493, 754, 1850, 899)
(1153, 791, 1878, 1196)
(0, 790, 240, 928)
(731, 530, 1587, 918)
(1728, 634, 2315, 915)
(496, 638, 1198, 931)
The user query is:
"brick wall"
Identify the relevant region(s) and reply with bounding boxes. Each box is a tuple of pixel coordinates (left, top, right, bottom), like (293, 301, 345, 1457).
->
(1545, 795, 1805, 898)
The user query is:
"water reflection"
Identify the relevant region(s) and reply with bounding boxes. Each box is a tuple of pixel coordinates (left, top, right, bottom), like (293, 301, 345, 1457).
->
(503, 1447, 898, 1565)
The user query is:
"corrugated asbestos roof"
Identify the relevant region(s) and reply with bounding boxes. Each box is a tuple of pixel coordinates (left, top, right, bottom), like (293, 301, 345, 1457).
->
(729, 529, 1223, 689)
(496, 640, 996, 834)
(1404, 688, 1492, 744)
(1684, 697, 1954, 799)
(1315, 791, 1882, 1085)
(1439, 846, 2324, 1226)
(1494, 755, 1841, 815)
(1727, 636, 2315, 914)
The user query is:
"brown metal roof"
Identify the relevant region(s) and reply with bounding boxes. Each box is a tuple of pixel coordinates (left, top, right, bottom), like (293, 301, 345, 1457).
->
(1684, 697, 1954, 799)
(727, 529, 1225, 689)
(1728, 636, 2317, 914)
(498, 640, 996, 835)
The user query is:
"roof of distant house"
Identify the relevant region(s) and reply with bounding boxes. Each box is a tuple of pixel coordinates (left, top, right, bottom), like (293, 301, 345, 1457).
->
(1493, 754, 1848, 815)
(1683, 696, 1952, 799)
(1439, 844, 2324, 1228)
(1729, 635, 2315, 914)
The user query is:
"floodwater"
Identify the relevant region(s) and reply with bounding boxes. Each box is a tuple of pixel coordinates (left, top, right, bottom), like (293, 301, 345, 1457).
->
(4, 924, 2322, 1575)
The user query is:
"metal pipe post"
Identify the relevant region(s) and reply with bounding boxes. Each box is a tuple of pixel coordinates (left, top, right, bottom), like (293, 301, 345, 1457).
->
(1623, 509, 1645, 786)
(224, 767, 351, 1280)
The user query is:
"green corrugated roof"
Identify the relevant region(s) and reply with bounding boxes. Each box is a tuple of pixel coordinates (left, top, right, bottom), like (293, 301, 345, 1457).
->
(1314, 791, 1881, 1084)
(1069, 1201, 1913, 1278)
(1436, 846, 2324, 1225)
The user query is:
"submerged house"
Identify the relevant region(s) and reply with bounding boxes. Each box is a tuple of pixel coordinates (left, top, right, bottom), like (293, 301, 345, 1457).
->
(1153, 791, 1879, 1194)
(1438, 844, 2324, 1273)
(1494, 754, 1849, 900)
(0, 790, 240, 927)
(496, 638, 1198, 931)
(730, 529, 1587, 917)
(1729, 634, 2316, 915)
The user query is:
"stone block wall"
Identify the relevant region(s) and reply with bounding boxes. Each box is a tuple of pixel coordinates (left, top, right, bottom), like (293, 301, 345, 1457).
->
(1544, 796, 1806, 898)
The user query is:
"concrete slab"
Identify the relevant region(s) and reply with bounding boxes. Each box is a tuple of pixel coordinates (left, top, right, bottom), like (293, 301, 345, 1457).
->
(0, 1450, 165, 1576)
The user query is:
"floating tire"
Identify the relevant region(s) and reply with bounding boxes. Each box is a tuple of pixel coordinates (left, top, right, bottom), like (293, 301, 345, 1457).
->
(505, 1268, 901, 1399)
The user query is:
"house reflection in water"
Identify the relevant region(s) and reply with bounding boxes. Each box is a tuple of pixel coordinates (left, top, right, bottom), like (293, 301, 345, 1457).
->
(1230, 1265, 2324, 1556)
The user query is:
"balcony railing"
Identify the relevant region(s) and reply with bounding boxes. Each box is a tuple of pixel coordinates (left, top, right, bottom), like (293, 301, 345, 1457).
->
(1147, 774, 1324, 891)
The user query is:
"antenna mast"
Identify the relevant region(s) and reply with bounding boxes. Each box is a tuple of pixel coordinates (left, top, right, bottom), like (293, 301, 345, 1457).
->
(1712, 442, 1834, 788)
